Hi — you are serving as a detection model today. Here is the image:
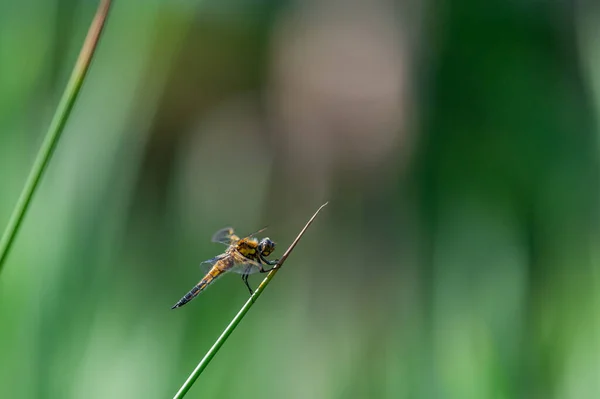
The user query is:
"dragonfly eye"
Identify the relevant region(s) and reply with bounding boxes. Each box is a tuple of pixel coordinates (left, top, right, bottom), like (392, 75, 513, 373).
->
(259, 238, 275, 256)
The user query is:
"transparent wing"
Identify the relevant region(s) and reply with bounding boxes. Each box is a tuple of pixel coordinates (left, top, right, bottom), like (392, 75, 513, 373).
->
(200, 253, 227, 274)
(200, 252, 262, 275)
(212, 226, 268, 245)
(211, 227, 239, 245)
(244, 226, 268, 239)
(227, 251, 263, 275)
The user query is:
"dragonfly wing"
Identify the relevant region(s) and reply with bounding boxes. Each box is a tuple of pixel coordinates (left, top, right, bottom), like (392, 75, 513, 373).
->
(213, 226, 267, 244)
(211, 227, 239, 245)
(200, 253, 228, 274)
(200, 252, 256, 275)
(226, 251, 263, 275)
(244, 226, 268, 240)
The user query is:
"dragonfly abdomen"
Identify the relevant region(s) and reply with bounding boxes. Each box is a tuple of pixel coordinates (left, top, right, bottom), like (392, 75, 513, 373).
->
(171, 267, 222, 309)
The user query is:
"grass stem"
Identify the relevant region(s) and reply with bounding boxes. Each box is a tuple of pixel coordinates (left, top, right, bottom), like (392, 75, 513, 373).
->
(173, 202, 329, 399)
(0, 0, 112, 273)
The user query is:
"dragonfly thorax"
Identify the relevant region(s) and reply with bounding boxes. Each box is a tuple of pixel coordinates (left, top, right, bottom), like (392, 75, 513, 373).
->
(235, 239, 259, 257)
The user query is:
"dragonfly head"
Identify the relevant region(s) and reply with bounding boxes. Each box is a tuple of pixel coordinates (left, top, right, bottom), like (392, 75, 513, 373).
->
(258, 237, 276, 256)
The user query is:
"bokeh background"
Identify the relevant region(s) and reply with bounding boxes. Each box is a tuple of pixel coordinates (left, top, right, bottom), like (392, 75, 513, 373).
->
(2, 1, 600, 398)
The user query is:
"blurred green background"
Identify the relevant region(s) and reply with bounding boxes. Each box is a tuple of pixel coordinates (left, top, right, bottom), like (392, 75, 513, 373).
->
(2, 1, 600, 398)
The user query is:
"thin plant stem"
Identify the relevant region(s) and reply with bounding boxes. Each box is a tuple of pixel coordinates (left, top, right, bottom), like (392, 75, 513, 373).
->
(0, 0, 112, 273)
(173, 202, 329, 399)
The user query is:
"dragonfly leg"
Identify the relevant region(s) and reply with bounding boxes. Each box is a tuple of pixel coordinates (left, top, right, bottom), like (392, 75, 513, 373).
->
(259, 255, 279, 272)
(242, 269, 254, 295)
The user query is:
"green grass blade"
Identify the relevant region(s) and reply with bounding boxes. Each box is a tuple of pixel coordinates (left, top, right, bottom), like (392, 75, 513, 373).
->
(173, 202, 329, 399)
(0, 0, 112, 273)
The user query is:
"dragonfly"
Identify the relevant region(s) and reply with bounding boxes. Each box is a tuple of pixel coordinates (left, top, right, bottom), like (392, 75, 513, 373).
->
(171, 227, 279, 309)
